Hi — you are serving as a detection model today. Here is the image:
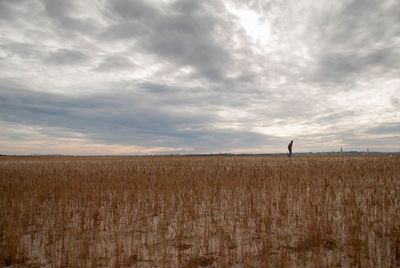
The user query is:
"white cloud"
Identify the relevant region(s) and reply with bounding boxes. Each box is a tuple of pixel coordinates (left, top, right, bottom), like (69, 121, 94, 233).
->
(226, 4, 271, 47)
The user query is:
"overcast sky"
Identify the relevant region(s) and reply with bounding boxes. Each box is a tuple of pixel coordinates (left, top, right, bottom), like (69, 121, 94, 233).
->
(0, 0, 399, 155)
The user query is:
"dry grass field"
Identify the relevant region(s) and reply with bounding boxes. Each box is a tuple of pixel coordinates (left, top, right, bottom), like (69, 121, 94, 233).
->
(1, 155, 399, 267)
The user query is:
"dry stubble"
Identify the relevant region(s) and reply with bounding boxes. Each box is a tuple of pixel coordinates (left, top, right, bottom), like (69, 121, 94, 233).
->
(0, 155, 399, 267)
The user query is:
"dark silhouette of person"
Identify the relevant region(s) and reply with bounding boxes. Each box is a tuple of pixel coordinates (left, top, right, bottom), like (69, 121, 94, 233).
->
(288, 140, 293, 157)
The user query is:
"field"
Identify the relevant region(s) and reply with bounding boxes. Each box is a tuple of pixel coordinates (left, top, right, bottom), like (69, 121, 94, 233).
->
(1, 155, 400, 267)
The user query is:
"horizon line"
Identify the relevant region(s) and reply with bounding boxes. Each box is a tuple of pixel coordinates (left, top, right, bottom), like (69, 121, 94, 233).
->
(1, 151, 400, 157)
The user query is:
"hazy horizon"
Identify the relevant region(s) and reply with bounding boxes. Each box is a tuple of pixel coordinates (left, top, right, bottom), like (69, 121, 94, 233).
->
(2, 150, 399, 157)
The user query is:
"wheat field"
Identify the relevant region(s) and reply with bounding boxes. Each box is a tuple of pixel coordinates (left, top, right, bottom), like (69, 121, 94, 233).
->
(1, 155, 399, 267)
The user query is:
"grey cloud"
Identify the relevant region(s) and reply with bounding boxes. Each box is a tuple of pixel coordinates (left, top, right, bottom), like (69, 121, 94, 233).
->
(312, 110, 356, 125)
(1, 41, 45, 60)
(42, 0, 75, 19)
(41, 0, 98, 35)
(136, 81, 266, 111)
(0, 0, 33, 21)
(391, 97, 400, 109)
(0, 0, 16, 21)
(108, 0, 158, 21)
(315, 47, 400, 83)
(366, 122, 400, 135)
(94, 55, 136, 71)
(0, 83, 274, 152)
(310, 0, 400, 83)
(0, 85, 201, 146)
(45, 49, 90, 65)
(102, 0, 232, 81)
(181, 128, 280, 153)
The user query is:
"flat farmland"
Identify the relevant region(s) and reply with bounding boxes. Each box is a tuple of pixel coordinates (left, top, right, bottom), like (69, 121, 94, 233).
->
(1, 155, 399, 267)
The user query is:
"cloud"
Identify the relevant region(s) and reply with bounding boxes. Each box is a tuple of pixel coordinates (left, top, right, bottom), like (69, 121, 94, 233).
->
(310, 0, 400, 84)
(101, 0, 233, 81)
(0, 81, 278, 153)
(0, 0, 399, 154)
(42, 0, 99, 35)
(94, 55, 136, 71)
(0, 0, 35, 22)
(366, 122, 400, 135)
(45, 49, 90, 65)
(1, 41, 44, 60)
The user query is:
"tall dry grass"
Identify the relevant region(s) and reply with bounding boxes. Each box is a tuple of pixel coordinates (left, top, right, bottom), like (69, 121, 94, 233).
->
(0, 155, 399, 267)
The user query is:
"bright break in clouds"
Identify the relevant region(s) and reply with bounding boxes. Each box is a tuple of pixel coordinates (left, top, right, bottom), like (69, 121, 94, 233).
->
(0, 0, 399, 155)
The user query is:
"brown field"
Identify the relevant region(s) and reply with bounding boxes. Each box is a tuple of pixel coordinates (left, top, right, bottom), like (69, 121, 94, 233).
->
(1, 155, 400, 267)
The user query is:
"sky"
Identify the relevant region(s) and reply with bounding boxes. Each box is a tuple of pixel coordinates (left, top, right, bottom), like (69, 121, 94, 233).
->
(0, 0, 399, 155)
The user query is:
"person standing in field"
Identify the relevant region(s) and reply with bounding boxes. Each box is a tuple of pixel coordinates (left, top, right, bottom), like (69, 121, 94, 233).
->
(288, 140, 293, 157)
